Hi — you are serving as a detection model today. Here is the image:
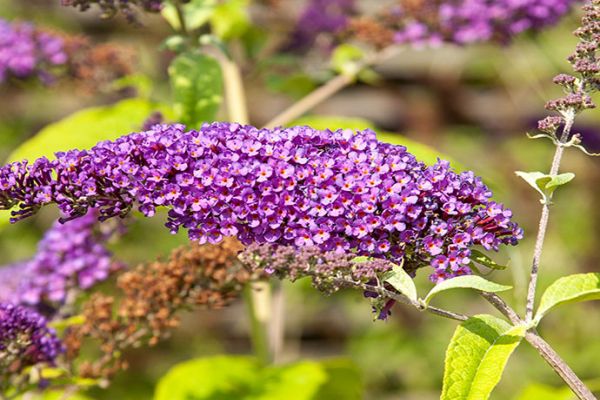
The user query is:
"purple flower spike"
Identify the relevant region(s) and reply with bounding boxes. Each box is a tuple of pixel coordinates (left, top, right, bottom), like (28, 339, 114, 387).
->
(0, 210, 122, 314)
(0, 19, 67, 84)
(391, 0, 579, 46)
(0, 122, 522, 280)
(0, 303, 63, 372)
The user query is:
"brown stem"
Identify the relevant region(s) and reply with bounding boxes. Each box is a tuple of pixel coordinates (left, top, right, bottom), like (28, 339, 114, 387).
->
(525, 331, 596, 400)
(263, 47, 402, 128)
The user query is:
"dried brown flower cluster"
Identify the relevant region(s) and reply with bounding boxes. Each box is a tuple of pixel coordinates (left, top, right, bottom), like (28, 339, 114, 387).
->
(64, 238, 252, 379)
(63, 37, 135, 93)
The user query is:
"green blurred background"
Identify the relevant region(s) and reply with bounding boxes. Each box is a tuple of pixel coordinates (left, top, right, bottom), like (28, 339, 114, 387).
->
(0, 1, 599, 399)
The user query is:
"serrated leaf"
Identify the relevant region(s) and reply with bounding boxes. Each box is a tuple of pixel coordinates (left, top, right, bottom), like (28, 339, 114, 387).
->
(424, 275, 511, 305)
(168, 52, 223, 128)
(470, 249, 507, 270)
(383, 263, 417, 302)
(535, 273, 600, 324)
(441, 315, 525, 400)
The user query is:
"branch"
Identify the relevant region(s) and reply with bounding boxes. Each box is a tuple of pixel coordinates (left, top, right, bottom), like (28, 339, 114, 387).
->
(481, 293, 596, 400)
(263, 47, 402, 128)
(526, 331, 596, 400)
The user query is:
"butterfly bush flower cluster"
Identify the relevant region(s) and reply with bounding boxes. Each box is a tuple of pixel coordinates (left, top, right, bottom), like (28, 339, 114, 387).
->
(286, 0, 356, 52)
(0, 303, 63, 375)
(351, 0, 579, 48)
(538, 0, 599, 144)
(0, 210, 122, 314)
(0, 18, 67, 84)
(0, 123, 521, 281)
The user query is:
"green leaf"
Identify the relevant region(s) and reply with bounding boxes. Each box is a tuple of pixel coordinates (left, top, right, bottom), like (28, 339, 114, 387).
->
(168, 52, 223, 128)
(383, 262, 417, 302)
(470, 249, 507, 270)
(313, 359, 363, 400)
(210, 0, 250, 40)
(424, 275, 512, 305)
(515, 171, 550, 199)
(514, 383, 574, 400)
(1, 98, 173, 229)
(154, 355, 362, 400)
(535, 273, 600, 324)
(15, 391, 93, 400)
(515, 171, 575, 202)
(441, 315, 526, 400)
(288, 115, 461, 168)
(155, 356, 259, 400)
(49, 314, 85, 335)
(545, 172, 575, 194)
(331, 44, 365, 77)
(7, 98, 174, 163)
(161, 0, 216, 32)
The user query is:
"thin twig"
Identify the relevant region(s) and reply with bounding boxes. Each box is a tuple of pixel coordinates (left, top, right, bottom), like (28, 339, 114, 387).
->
(526, 331, 596, 400)
(525, 109, 574, 321)
(263, 47, 402, 128)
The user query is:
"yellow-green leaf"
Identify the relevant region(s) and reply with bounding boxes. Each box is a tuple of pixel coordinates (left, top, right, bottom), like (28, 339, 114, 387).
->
(535, 273, 600, 324)
(442, 315, 525, 400)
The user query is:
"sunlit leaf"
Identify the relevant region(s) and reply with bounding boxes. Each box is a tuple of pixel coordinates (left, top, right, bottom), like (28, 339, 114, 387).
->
(7, 98, 174, 163)
(154, 355, 363, 400)
(210, 0, 250, 40)
(441, 315, 525, 400)
(383, 263, 417, 302)
(514, 383, 574, 400)
(535, 273, 600, 324)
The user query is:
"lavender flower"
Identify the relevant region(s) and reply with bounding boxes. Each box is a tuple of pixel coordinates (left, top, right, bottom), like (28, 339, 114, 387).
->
(356, 0, 579, 47)
(0, 210, 122, 313)
(0, 123, 521, 281)
(0, 303, 63, 373)
(0, 19, 67, 84)
(286, 0, 356, 52)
